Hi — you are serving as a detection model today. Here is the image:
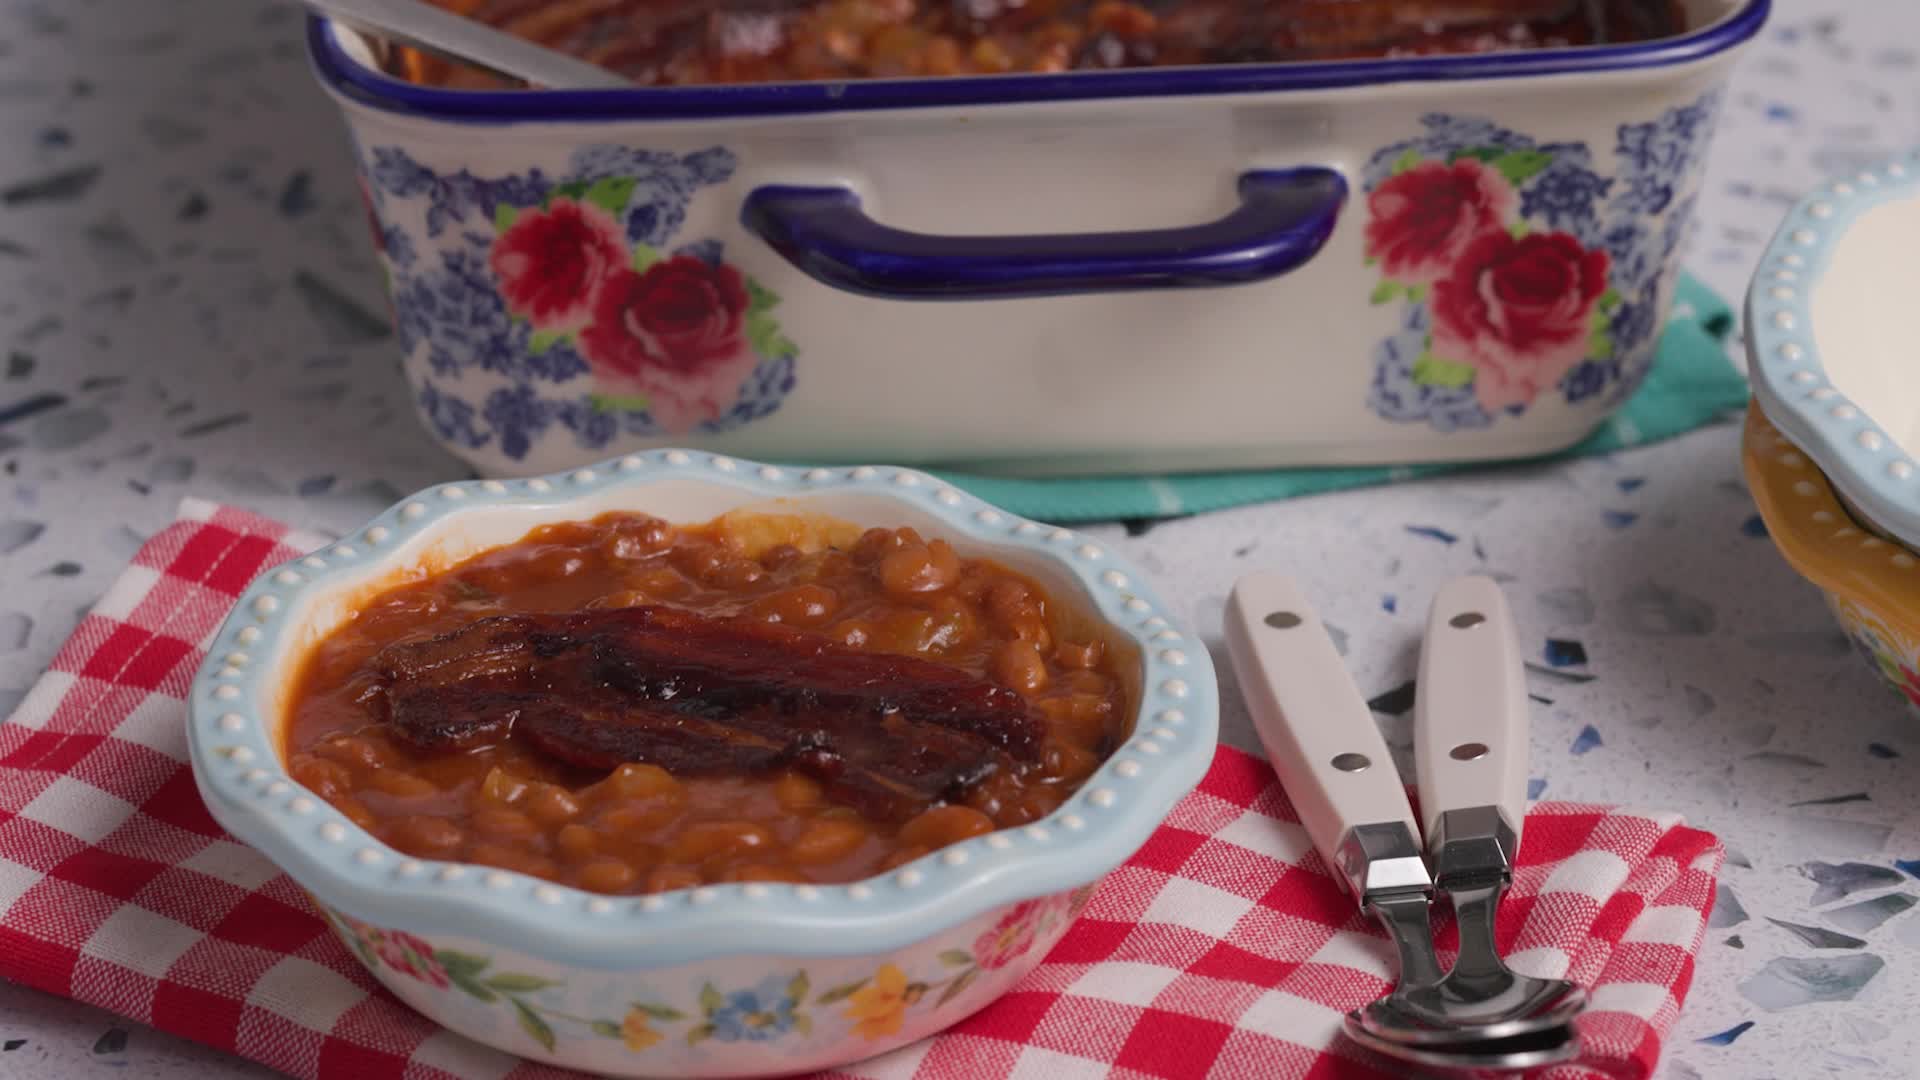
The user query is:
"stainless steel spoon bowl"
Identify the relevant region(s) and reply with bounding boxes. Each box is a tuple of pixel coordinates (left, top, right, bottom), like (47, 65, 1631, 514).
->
(1343, 1019, 1580, 1074)
(1350, 820, 1587, 1047)
(1343, 579, 1586, 1063)
(1352, 964, 1587, 1047)
(1342, 858, 1584, 1064)
(1340, 827, 1585, 1071)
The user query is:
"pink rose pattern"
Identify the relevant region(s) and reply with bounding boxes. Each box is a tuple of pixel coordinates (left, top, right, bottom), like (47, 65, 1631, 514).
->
(484, 199, 786, 436)
(1364, 155, 1612, 415)
(335, 913, 450, 989)
(364, 145, 799, 458)
(971, 891, 1088, 970)
(1429, 230, 1612, 411)
(1363, 160, 1516, 286)
(490, 199, 628, 332)
(578, 256, 761, 433)
(1363, 96, 1721, 426)
(319, 893, 1094, 1060)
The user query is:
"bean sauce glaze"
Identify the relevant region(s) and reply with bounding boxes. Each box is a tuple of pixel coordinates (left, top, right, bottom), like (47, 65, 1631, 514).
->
(387, 0, 1689, 88)
(284, 511, 1132, 894)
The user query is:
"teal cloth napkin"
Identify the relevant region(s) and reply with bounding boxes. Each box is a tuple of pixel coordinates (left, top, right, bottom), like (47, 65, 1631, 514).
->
(924, 272, 1745, 523)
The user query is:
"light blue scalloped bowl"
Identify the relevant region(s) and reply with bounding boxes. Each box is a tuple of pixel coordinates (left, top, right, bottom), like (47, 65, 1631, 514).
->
(1748, 148, 1920, 549)
(185, 449, 1216, 1077)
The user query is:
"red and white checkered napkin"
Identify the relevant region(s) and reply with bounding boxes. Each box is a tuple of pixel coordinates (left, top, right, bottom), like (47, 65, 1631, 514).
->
(0, 499, 1723, 1080)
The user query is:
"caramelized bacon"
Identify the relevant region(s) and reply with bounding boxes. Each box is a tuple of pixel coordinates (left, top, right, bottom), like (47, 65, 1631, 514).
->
(372, 606, 1045, 820)
(378, 618, 535, 690)
(510, 698, 1006, 822)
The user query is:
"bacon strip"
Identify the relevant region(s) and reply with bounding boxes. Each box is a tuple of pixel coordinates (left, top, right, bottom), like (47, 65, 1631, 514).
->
(372, 606, 1044, 821)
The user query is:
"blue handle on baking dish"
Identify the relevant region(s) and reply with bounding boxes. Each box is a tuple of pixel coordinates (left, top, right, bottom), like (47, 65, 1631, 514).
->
(740, 167, 1347, 300)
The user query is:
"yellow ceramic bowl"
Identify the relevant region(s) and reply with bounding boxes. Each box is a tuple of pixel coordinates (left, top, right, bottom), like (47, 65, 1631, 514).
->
(1744, 402, 1920, 708)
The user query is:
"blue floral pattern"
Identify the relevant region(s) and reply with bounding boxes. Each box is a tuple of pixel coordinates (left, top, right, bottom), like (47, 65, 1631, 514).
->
(706, 975, 804, 1043)
(379, 225, 417, 271)
(324, 892, 1087, 1064)
(362, 144, 800, 462)
(567, 146, 738, 247)
(391, 248, 593, 384)
(1611, 92, 1722, 218)
(417, 381, 488, 451)
(1363, 89, 1724, 430)
(1517, 153, 1613, 246)
(1366, 303, 1495, 433)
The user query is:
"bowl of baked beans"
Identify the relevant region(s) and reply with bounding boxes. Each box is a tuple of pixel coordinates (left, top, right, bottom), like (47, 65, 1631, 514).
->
(187, 449, 1215, 1077)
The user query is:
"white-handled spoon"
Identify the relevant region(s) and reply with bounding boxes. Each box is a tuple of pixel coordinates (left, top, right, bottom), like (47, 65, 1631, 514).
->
(1222, 574, 1447, 1028)
(1225, 573, 1582, 1073)
(1414, 576, 1530, 850)
(297, 0, 632, 89)
(1351, 577, 1584, 1064)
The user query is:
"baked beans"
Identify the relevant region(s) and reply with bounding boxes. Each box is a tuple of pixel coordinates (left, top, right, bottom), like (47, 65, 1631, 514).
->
(388, 1, 1689, 89)
(284, 511, 1132, 893)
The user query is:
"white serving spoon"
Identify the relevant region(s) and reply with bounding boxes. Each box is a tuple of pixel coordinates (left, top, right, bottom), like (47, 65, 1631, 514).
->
(297, 0, 631, 89)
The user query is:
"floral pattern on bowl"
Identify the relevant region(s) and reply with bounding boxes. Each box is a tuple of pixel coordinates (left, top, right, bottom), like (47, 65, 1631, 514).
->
(1363, 90, 1723, 431)
(1832, 596, 1920, 713)
(1745, 148, 1920, 554)
(321, 885, 1093, 1072)
(359, 144, 798, 459)
(1744, 403, 1920, 712)
(187, 447, 1217, 1077)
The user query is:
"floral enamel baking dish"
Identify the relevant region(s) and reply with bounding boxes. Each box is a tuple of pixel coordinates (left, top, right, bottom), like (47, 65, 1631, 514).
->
(1747, 147, 1920, 551)
(185, 450, 1217, 1077)
(313, 1, 1767, 477)
(1743, 406, 1920, 711)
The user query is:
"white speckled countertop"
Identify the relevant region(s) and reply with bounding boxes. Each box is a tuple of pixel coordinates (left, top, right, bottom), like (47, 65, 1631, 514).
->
(3, 0, 1918, 1076)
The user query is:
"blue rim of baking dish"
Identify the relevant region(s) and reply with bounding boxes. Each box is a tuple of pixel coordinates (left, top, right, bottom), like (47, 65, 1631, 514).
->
(306, 0, 1770, 123)
(186, 449, 1219, 971)
(1746, 147, 1920, 550)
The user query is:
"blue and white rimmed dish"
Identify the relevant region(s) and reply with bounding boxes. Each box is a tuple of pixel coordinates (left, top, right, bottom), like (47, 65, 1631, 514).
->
(316, 3, 1763, 478)
(185, 449, 1217, 1077)
(1747, 147, 1920, 550)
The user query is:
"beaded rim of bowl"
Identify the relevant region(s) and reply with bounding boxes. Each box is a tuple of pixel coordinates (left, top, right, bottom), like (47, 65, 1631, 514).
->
(1742, 404, 1920, 616)
(185, 449, 1218, 970)
(1746, 149, 1920, 549)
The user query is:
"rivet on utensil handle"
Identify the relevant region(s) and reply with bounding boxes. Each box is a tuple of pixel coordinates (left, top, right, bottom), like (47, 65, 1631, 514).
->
(1414, 577, 1529, 848)
(1223, 572, 1427, 903)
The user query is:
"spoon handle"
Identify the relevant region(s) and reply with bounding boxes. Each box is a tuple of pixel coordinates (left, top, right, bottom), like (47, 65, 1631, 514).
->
(1413, 576, 1529, 869)
(304, 0, 634, 90)
(1224, 572, 1428, 903)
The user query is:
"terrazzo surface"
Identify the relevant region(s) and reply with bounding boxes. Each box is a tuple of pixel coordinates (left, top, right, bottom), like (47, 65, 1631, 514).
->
(2, 0, 1918, 1076)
